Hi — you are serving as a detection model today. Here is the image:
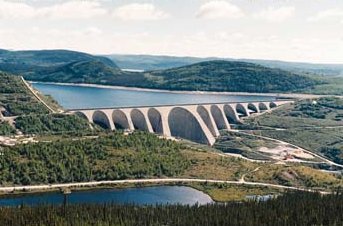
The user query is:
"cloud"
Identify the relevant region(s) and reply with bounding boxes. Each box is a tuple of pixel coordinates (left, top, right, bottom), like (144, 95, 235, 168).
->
(308, 8, 343, 22)
(196, 1, 244, 19)
(38, 1, 107, 19)
(0, 1, 35, 19)
(112, 3, 169, 21)
(253, 6, 295, 22)
(0, 1, 106, 19)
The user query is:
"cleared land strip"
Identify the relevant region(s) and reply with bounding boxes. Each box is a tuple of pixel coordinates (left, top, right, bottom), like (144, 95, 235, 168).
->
(0, 178, 328, 194)
(21, 77, 55, 113)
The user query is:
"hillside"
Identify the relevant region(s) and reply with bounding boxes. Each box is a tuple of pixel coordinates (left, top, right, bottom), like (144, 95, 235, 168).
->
(144, 61, 321, 92)
(24, 60, 320, 93)
(107, 54, 343, 77)
(106, 54, 216, 71)
(0, 49, 322, 93)
(0, 49, 118, 77)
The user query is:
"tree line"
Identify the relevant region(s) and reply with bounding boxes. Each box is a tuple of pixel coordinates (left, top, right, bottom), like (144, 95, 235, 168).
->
(0, 191, 342, 226)
(0, 131, 189, 186)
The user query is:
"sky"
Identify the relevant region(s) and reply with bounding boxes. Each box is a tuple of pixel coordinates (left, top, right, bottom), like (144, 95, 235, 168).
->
(0, 0, 343, 64)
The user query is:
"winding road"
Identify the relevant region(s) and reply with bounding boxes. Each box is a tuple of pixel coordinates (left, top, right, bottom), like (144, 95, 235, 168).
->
(0, 178, 327, 194)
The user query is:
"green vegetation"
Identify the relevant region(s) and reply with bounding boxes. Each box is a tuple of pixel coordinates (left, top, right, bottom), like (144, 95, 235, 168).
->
(1, 192, 343, 226)
(246, 97, 343, 128)
(1, 129, 340, 189)
(106, 54, 210, 70)
(0, 49, 323, 93)
(192, 183, 281, 201)
(181, 146, 343, 189)
(0, 72, 49, 116)
(244, 97, 343, 164)
(145, 61, 321, 92)
(0, 72, 95, 135)
(0, 121, 15, 135)
(15, 114, 92, 135)
(258, 128, 343, 164)
(303, 77, 343, 95)
(27, 60, 321, 93)
(0, 132, 189, 185)
(214, 131, 277, 160)
(108, 54, 343, 77)
(36, 94, 62, 113)
(25, 60, 133, 85)
(0, 49, 118, 75)
(246, 163, 343, 188)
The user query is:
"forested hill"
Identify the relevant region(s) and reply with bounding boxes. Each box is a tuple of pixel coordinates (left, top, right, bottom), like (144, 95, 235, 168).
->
(144, 61, 321, 92)
(0, 49, 119, 77)
(0, 49, 322, 93)
(108, 54, 343, 76)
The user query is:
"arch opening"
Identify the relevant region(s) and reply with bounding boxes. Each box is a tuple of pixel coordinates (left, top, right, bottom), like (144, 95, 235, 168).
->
(270, 102, 277, 108)
(210, 105, 227, 130)
(197, 106, 217, 136)
(223, 105, 239, 124)
(131, 109, 149, 131)
(112, 110, 130, 130)
(92, 111, 111, 129)
(148, 108, 163, 134)
(247, 103, 258, 114)
(168, 107, 209, 144)
(236, 104, 248, 117)
(75, 112, 89, 121)
(259, 103, 268, 111)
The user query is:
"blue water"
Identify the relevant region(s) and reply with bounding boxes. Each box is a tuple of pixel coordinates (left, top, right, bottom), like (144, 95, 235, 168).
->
(0, 186, 213, 207)
(31, 82, 276, 109)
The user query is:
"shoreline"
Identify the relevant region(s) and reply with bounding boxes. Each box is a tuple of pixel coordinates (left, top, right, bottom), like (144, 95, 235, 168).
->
(29, 81, 323, 99)
(0, 178, 324, 197)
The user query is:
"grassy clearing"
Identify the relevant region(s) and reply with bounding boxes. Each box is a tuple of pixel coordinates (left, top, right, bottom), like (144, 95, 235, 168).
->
(246, 98, 343, 129)
(191, 183, 281, 202)
(180, 145, 343, 189)
(214, 131, 278, 160)
(245, 164, 343, 189)
(303, 77, 343, 95)
(242, 97, 343, 164)
(257, 128, 343, 164)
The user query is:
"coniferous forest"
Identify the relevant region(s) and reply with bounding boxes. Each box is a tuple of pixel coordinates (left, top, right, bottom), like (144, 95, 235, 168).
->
(0, 191, 342, 226)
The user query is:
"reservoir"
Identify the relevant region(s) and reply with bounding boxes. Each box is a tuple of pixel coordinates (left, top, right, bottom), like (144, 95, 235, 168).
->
(31, 82, 276, 109)
(0, 186, 213, 207)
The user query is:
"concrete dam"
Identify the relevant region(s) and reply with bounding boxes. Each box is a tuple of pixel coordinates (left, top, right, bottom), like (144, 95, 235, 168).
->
(67, 100, 291, 145)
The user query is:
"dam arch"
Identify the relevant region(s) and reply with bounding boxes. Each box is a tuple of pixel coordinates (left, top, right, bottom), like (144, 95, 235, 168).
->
(168, 107, 209, 144)
(210, 105, 227, 130)
(197, 106, 217, 137)
(131, 109, 149, 131)
(236, 104, 248, 117)
(148, 108, 163, 134)
(112, 110, 130, 130)
(259, 103, 268, 111)
(270, 102, 277, 108)
(75, 111, 89, 121)
(92, 111, 111, 129)
(247, 103, 258, 114)
(223, 105, 239, 123)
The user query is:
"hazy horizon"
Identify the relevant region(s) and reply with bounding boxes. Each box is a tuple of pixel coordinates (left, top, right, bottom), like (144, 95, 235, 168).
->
(2, 47, 343, 66)
(1, 0, 342, 64)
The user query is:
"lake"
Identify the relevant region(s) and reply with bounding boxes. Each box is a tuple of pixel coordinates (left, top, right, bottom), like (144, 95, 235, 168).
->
(0, 186, 213, 207)
(31, 82, 276, 109)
